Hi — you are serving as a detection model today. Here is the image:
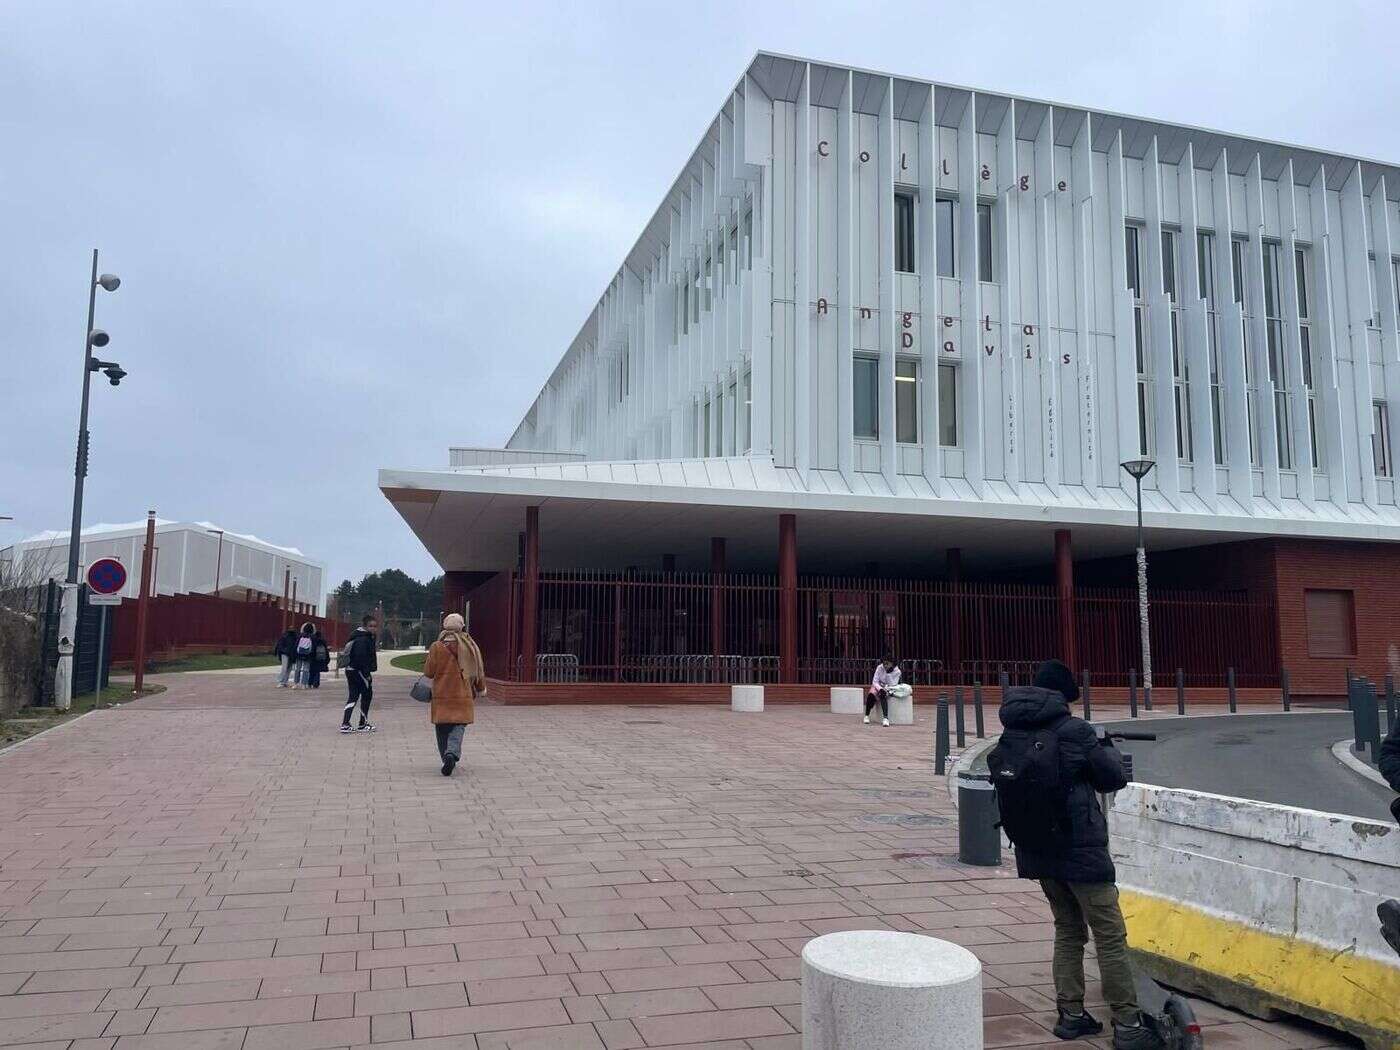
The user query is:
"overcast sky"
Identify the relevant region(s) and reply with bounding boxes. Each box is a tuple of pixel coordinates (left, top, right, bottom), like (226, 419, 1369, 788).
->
(4, 0, 1398, 590)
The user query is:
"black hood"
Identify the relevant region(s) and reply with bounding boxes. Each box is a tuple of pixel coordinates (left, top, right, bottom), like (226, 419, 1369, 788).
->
(999, 685, 1073, 729)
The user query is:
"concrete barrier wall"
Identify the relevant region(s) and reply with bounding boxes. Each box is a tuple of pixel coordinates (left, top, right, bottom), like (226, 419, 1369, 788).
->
(1109, 784, 1399, 1045)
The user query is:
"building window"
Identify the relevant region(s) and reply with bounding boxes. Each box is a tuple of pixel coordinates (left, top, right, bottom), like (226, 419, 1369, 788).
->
(742, 207, 753, 270)
(938, 362, 959, 447)
(1262, 242, 1291, 469)
(977, 202, 994, 283)
(741, 369, 752, 453)
(680, 279, 690, 337)
(895, 191, 916, 274)
(728, 379, 738, 455)
(714, 389, 724, 455)
(703, 398, 711, 456)
(1199, 230, 1225, 464)
(1125, 224, 1142, 299)
(1298, 247, 1319, 467)
(895, 359, 919, 443)
(1233, 237, 1258, 464)
(935, 198, 955, 278)
(1126, 224, 1150, 456)
(853, 354, 879, 439)
(1304, 589, 1356, 657)
(1374, 400, 1392, 478)
(1163, 229, 1191, 461)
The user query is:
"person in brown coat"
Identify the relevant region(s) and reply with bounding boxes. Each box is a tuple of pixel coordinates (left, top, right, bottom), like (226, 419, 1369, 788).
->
(422, 612, 485, 776)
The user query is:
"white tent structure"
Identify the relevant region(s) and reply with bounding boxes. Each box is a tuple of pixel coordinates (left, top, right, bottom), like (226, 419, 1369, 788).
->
(2, 520, 325, 613)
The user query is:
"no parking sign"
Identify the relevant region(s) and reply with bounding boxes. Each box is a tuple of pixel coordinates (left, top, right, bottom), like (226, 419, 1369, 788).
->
(86, 557, 127, 605)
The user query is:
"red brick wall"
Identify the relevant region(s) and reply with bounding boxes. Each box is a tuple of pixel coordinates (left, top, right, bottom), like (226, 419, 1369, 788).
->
(1272, 539, 1400, 696)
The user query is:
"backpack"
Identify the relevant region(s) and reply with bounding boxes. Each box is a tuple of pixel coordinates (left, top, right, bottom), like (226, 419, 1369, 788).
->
(296, 636, 313, 655)
(338, 637, 356, 665)
(987, 721, 1069, 852)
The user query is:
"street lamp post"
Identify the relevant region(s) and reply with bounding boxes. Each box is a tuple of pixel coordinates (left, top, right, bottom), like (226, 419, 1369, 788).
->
(56, 250, 125, 711)
(207, 528, 225, 597)
(1120, 458, 1156, 707)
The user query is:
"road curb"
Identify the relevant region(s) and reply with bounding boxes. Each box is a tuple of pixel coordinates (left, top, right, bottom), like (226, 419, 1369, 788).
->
(1330, 738, 1390, 788)
(0, 708, 99, 759)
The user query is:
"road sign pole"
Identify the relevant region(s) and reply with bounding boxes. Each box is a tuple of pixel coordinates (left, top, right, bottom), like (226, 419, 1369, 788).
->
(93, 606, 107, 709)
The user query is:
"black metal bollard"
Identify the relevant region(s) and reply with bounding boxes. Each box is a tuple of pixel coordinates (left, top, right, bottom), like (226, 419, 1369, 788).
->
(1176, 667, 1185, 715)
(1282, 669, 1291, 712)
(934, 695, 950, 775)
(954, 686, 966, 748)
(957, 771, 1002, 866)
(1227, 666, 1237, 713)
(1128, 668, 1139, 718)
(973, 681, 985, 739)
(1081, 668, 1092, 722)
(1386, 675, 1396, 731)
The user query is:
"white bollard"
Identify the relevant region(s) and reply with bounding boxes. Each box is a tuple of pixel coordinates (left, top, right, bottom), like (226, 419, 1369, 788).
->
(887, 692, 914, 725)
(830, 687, 865, 714)
(802, 930, 982, 1050)
(731, 685, 764, 712)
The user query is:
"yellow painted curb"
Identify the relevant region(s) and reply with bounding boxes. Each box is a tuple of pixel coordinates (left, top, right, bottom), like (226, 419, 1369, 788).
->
(1120, 888, 1400, 1038)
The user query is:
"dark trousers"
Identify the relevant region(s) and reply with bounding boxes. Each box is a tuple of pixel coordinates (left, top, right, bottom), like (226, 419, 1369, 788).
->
(343, 670, 373, 726)
(1039, 879, 1140, 1024)
(865, 688, 889, 718)
(435, 723, 466, 760)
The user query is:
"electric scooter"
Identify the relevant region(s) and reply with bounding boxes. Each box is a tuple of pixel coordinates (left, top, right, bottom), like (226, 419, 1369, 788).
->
(1100, 730, 1205, 1050)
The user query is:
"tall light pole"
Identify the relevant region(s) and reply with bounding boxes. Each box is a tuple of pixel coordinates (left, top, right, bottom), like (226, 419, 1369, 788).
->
(56, 250, 125, 710)
(207, 528, 225, 597)
(1120, 458, 1156, 706)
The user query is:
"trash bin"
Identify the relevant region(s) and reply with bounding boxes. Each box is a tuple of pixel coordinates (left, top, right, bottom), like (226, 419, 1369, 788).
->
(957, 770, 1001, 866)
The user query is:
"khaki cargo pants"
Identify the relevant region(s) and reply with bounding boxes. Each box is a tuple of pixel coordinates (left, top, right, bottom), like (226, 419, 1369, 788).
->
(1039, 879, 1140, 1024)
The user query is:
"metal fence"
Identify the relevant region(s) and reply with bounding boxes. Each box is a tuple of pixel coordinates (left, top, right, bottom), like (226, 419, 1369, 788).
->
(482, 569, 1280, 686)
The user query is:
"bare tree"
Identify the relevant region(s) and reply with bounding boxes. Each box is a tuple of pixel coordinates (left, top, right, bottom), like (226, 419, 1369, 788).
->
(0, 544, 62, 717)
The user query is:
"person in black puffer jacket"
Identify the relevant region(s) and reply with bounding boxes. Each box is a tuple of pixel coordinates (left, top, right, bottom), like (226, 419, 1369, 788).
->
(998, 660, 1160, 1050)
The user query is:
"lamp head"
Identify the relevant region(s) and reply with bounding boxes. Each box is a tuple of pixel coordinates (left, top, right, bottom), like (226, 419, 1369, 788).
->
(97, 274, 121, 292)
(1120, 458, 1156, 481)
(88, 328, 110, 348)
(103, 365, 127, 387)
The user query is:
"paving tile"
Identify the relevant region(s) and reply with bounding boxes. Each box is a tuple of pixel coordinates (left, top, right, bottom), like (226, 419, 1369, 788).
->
(0, 681, 1286, 1050)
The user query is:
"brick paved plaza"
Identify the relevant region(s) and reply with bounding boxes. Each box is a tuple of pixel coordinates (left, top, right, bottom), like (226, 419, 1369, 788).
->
(0, 676, 1349, 1049)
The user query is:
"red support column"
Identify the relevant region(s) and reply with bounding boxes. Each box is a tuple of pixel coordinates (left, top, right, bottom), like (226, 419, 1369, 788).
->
(1055, 528, 1077, 670)
(947, 548, 963, 683)
(521, 506, 540, 682)
(442, 571, 470, 620)
(778, 514, 797, 684)
(710, 537, 726, 679)
(133, 511, 156, 693)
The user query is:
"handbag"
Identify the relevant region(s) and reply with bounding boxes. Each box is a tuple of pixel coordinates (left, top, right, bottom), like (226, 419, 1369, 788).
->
(410, 675, 433, 703)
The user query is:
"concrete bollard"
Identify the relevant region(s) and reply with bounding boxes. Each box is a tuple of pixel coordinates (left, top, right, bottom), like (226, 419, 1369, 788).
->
(830, 687, 865, 715)
(957, 771, 1001, 866)
(887, 691, 914, 725)
(731, 685, 764, 712)
(801, 930, 982, 1050)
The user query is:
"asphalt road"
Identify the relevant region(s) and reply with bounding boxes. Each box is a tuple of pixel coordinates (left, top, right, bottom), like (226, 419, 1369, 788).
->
(1099, 711, 1395, 821)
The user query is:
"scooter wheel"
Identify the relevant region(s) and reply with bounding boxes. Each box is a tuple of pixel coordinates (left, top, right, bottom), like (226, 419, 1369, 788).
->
(1164, 996, 1203, 1050)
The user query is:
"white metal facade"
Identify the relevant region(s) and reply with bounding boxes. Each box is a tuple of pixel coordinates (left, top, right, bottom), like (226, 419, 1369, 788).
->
(504, 52, 1400, 529)
(3, 520, 326, 610)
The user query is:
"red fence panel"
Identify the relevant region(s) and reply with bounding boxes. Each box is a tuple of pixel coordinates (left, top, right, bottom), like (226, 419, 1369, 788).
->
(109, 594, 349, 663)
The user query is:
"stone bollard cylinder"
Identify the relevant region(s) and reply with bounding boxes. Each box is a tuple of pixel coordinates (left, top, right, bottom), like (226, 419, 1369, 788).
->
(830, 687, 865, 715)
(802, 930, 982, 1050)
(887, 691, 914, 725)
(731, 685, 764, 712)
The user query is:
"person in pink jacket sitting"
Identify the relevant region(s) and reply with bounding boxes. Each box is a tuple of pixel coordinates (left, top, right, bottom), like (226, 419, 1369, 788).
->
(866, 654, 901, 726)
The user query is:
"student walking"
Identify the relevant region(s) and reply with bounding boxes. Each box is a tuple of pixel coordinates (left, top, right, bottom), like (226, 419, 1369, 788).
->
(339, 614, 379, 733)
(865, 654, 900, 726)
(274, 627, 299, 688)
(990, 659, 1161, 1049)
(422, 612, 485, 776)
(309, 627, 328, 689)
(292, 623, 315, 689)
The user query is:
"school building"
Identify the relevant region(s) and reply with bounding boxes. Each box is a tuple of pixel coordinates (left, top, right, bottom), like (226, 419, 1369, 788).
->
(381, 52, 1400, 699)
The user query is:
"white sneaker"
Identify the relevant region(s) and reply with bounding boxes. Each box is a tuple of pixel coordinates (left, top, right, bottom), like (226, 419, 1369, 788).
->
(863, 716, 871, 724)
(882, 718, 890, 727)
